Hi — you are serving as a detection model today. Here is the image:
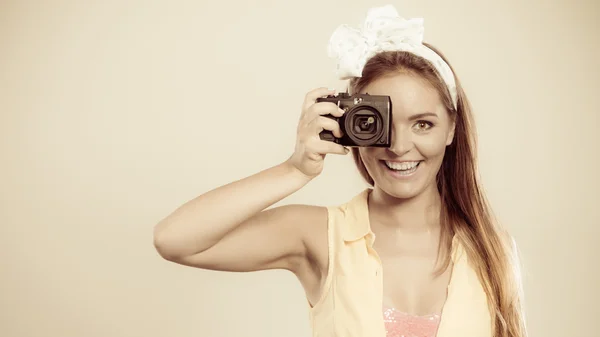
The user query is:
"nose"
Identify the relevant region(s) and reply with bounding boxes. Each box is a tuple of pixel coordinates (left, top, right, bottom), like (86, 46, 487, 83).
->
(386, 126, 413, 157)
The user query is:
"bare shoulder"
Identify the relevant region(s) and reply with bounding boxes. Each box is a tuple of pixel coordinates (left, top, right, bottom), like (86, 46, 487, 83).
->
(262, 203, 328, 246)
(276, 204, 330, 273)
(283, 204, 331, 304)
(294, 204, 330, 263)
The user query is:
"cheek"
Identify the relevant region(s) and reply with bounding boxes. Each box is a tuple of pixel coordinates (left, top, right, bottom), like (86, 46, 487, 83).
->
(358, 148, 385, 170)
(415, 132, 449, 158)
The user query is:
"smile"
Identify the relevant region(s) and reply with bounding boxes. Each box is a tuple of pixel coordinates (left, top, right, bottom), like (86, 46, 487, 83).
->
(382, 160, 422, 177)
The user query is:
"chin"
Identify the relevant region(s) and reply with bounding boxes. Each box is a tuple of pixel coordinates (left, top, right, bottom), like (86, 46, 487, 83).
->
(377, 184, 423, 200)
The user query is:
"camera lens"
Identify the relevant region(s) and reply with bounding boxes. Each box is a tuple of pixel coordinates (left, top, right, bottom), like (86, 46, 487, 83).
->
(344, 107, 384, 146)
(355, 116, 376, 133)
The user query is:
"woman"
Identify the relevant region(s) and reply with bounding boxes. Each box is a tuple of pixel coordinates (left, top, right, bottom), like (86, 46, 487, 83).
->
(153, 5, 527, 337)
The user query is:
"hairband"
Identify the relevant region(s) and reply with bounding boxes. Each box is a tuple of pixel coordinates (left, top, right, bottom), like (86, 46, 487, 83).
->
(327, 5, 458, 109)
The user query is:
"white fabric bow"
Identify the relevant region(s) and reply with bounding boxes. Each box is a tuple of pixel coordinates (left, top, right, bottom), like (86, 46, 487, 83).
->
(327, 5, 458, 109)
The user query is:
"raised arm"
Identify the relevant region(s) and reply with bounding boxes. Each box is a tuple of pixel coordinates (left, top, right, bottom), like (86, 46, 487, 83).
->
(153, 87, 348, 275)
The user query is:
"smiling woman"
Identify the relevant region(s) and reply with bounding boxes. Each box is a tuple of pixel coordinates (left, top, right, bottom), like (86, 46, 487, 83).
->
(338, 45, 527, 337)
(153, 5, 527, 337)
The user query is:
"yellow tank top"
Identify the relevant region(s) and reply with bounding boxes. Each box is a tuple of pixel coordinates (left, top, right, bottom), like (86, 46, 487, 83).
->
(307, 188, 493, 337)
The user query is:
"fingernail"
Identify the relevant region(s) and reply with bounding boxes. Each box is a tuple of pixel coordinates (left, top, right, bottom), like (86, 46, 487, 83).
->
(345, 147, 350, 153)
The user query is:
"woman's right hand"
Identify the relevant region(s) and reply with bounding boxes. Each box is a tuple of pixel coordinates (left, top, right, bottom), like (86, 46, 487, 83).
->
(286, 87, 349, 179)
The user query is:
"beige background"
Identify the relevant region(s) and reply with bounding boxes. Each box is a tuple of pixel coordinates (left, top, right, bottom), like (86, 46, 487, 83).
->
(1, 0, 598, 336)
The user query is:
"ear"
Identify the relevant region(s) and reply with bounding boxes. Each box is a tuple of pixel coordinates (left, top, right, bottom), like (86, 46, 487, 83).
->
(446, 119, 456, 146)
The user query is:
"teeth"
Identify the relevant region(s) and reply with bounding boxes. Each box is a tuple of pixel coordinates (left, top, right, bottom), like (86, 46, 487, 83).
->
(385, 161, 420, 171)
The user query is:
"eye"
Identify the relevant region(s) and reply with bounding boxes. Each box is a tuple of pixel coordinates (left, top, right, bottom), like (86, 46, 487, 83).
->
(414, 121, 434, 131)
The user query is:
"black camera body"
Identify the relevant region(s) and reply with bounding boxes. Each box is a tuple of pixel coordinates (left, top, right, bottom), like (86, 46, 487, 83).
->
(316, 93, 392, 147)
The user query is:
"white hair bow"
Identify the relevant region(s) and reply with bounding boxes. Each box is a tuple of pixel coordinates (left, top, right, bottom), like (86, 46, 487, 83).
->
(327, 5, 458, 109)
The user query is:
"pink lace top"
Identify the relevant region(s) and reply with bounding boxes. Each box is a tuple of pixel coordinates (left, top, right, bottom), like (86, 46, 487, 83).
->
(383, 306, 441, 337)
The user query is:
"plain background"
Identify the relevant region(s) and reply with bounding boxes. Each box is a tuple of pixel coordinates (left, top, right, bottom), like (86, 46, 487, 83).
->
(1, 0, 598, 336)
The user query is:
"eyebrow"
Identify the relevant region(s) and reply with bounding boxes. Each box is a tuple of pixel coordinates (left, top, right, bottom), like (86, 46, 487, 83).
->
(408, 112, 439, 121)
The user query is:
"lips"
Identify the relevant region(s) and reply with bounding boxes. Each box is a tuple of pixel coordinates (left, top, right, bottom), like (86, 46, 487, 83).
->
(383, 160, 421, 171)
(379, 159, 423, 177)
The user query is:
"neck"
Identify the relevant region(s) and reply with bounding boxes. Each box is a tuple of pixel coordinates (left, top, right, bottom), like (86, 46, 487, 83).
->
(369, 184, 442, 233)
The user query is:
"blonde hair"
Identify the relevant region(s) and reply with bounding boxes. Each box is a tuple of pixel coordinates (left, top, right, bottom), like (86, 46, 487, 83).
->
(348, 46, 527, 337)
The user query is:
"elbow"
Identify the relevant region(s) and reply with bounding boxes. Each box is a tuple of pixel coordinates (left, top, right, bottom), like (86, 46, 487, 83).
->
(153, 221, 208, 262)
(153, 224, 182, 262)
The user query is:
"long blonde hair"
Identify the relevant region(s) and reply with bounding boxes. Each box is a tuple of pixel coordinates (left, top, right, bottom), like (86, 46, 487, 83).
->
(347, 46, 527, 337)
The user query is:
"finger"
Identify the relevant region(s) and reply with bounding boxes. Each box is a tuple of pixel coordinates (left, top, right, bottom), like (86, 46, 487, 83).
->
(302, 87, 336, 111)
(310, 139, 349, 156)
(306, 102, 345, 119)
(311, 116, 343, 138)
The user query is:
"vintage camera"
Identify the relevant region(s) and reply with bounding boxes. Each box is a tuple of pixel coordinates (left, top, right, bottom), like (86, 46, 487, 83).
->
(316, 92, 392, 147)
